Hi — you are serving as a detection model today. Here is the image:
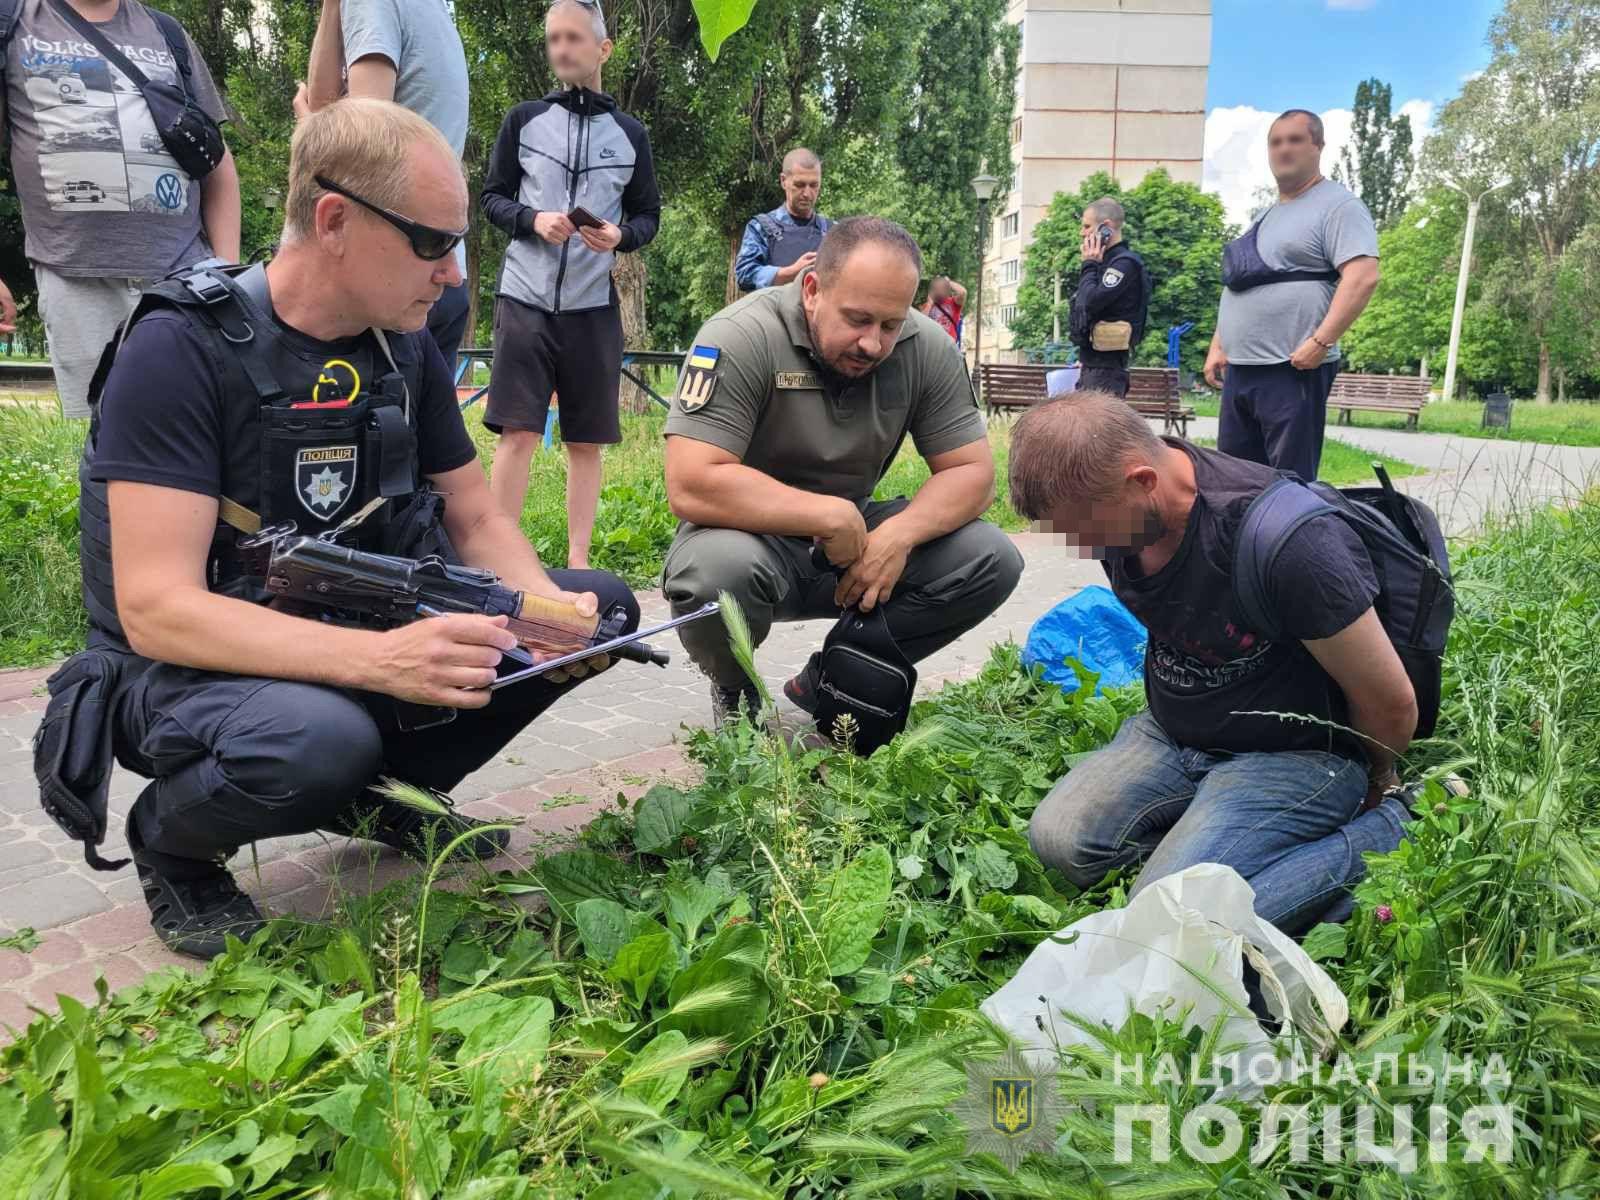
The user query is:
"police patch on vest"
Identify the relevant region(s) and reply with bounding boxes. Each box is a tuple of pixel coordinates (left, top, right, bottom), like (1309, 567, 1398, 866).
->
(1102, 268, 1124, 288)
(297, 446, 358, 518)
(677, 345, 721, 413)
(775, 370, 820, 390)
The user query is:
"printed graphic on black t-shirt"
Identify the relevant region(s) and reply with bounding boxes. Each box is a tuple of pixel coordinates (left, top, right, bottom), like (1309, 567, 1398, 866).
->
(1108, 441, 1379, 757)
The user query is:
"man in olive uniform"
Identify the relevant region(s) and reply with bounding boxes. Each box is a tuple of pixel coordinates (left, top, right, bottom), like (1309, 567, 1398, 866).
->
(1069, 197, 1150, 398)
(662, 216, 1024, 724)
(58, 101, 636, 958)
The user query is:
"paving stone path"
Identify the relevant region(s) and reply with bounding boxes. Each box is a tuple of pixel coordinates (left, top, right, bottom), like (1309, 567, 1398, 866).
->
(4, 420, 1596, 1033)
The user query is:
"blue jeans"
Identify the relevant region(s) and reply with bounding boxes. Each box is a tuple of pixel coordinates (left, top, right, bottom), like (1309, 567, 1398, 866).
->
(1028, 711, 1408, 935)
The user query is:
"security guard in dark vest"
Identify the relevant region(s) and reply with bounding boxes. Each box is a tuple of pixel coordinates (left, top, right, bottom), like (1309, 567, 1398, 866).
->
(41, 101, 637, 959)
(734, 147, 832, 292)
(1069, 197, 1151, 398)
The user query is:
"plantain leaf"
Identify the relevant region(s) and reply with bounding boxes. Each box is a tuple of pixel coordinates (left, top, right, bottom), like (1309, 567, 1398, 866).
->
(819, 846, 894, 976)
(576, 898, 635, 965)
(633, 785, 699, 856)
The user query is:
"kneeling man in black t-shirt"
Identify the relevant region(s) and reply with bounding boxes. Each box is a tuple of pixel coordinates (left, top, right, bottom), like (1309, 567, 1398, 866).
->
(1009, 390, 1416, 934)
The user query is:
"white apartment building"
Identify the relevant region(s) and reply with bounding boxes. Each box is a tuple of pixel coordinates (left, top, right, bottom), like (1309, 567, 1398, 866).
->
(974, 0, 1212, 363)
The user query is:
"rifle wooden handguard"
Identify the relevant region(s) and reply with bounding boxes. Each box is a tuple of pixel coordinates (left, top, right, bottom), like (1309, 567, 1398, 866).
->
(505, 592, 601, 656)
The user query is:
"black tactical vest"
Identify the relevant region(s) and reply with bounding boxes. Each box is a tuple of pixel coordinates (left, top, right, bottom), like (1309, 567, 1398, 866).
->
(78, 264, 437, 642)
(758, 211, 831, 271)
(1070, 243, 1152, 369)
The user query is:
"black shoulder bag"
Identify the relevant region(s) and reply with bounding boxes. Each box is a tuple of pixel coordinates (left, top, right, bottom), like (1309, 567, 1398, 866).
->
(51, 0, 225, 180)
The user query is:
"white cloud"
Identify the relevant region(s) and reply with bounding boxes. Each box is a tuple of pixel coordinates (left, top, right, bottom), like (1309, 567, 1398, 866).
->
(1203, 99, 1435, 227)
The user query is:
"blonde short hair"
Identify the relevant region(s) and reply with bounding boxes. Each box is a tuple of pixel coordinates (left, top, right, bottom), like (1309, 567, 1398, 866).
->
(284, 99, 458, 243)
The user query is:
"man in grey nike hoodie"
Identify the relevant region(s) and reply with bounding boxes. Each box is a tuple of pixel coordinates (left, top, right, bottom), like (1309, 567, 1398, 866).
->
(481, 0, 660, 569)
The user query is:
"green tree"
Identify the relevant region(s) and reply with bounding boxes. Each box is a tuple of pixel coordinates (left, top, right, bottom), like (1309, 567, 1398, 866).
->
(1334, 77, 1414, 226)
(1011, 170, 1229, 374)
(1342, 188, 1466, 372)
(893, 0, 1020, 283)
(1424, 0, 1600, 402)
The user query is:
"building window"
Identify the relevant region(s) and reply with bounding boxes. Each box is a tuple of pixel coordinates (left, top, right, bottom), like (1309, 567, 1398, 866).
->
(1009, 117, 1022, 145)
(1002, 212, 1020, 239)
(1000, 304, 1019, 326)
(1001, 259, 1020, 285)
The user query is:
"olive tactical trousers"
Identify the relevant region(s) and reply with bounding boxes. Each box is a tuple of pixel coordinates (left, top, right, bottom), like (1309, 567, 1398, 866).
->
(661, 498, 1025, 689)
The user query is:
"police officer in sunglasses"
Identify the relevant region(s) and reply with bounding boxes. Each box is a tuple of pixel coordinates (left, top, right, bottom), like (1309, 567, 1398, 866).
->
(60, 99, 640, 959)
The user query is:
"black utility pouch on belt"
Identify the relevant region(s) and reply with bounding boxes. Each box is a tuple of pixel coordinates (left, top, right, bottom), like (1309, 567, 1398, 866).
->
(812, 607, 917, 757)
(34, 647, 135, 871)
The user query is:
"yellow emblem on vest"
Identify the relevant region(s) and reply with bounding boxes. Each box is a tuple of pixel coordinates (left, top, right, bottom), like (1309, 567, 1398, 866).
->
(775, 370, 820, 390)
(313, 359, 362, 406)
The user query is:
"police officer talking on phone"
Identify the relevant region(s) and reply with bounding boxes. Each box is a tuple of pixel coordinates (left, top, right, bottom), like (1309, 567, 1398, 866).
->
(56, 100, 639, 960)
(1069, 198, 1150, 398)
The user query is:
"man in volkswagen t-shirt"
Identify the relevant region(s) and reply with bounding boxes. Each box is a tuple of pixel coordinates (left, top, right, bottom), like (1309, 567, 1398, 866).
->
(1203, 110, 1379, 481)
(0, 0, 239, 418)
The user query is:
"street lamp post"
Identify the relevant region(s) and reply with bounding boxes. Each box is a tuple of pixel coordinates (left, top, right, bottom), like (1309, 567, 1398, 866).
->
(970, 174, 999, 387)
(1441, 178, 1508, 405)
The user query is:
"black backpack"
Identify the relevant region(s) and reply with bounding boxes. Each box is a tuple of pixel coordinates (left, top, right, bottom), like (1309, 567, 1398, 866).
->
(1232, 465, 1453, 738)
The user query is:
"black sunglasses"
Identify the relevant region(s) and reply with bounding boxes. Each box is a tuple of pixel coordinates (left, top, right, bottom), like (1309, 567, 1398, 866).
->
(314, 174, 466, 262)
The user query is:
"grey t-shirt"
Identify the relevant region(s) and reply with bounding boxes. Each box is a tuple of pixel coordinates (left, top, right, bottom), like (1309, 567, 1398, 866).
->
(1217, 179, 1378, 365)
(340, 0, 468, 268)
(2, 0, 227, 277)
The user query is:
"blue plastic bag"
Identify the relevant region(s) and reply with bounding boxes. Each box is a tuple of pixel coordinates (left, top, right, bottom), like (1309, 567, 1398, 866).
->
(1023, 586, 1147, 695)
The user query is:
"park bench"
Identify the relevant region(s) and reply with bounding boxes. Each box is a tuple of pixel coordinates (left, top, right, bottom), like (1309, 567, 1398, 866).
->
(1328, 372, 1429, 430)
(1126, 367, 1194, 437)
(975, 361, 1193, 435)
(976, 362, 1053, 416)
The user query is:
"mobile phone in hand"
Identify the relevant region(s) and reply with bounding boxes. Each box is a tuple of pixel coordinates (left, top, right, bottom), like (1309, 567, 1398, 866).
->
(1097, 222, 1114, 246)
(568, 205, 604, 230)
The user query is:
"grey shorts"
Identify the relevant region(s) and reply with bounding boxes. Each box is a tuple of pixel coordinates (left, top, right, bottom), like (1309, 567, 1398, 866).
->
(34, 266, 152, 419)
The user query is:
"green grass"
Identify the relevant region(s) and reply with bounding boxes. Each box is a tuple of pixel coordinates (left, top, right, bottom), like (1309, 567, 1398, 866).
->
(1, 492, 1596, 1195)
(1189, 392, 1600, 447)
(0, 406, 87, 666)
(0, 403, 1422, 667)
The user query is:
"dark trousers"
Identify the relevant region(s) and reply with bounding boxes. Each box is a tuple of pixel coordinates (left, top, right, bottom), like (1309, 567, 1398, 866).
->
(1217, 360, 1338, 482)
(1076, 365, 1129, 397)
(426, 281, 472, 378)
(113, 570, 637, 874)
(661, 499, 1024, 688)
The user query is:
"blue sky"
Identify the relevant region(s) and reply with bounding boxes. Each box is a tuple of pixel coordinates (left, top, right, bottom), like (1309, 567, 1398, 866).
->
(1201, 0, 1501, 224)
(1208, 0, 1499, 114)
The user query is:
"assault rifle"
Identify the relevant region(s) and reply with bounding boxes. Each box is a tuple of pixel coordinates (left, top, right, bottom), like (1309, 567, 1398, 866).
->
(246, 527, 718, 725)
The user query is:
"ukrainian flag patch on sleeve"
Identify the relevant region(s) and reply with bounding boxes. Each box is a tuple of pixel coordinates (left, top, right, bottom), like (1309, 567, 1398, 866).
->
(677, 344, 722, 412)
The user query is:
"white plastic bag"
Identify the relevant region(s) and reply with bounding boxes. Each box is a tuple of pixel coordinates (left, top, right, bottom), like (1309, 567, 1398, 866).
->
(980, 863, 1348, 1098)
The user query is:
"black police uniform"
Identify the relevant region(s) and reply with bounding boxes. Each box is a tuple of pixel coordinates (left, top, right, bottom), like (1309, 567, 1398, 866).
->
(68, 264, 638, 880)
(1069, 242, 1150, 398)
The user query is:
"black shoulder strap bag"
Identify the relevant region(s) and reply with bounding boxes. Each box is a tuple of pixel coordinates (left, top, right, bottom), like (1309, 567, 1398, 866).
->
(51, 0, 225, 180)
